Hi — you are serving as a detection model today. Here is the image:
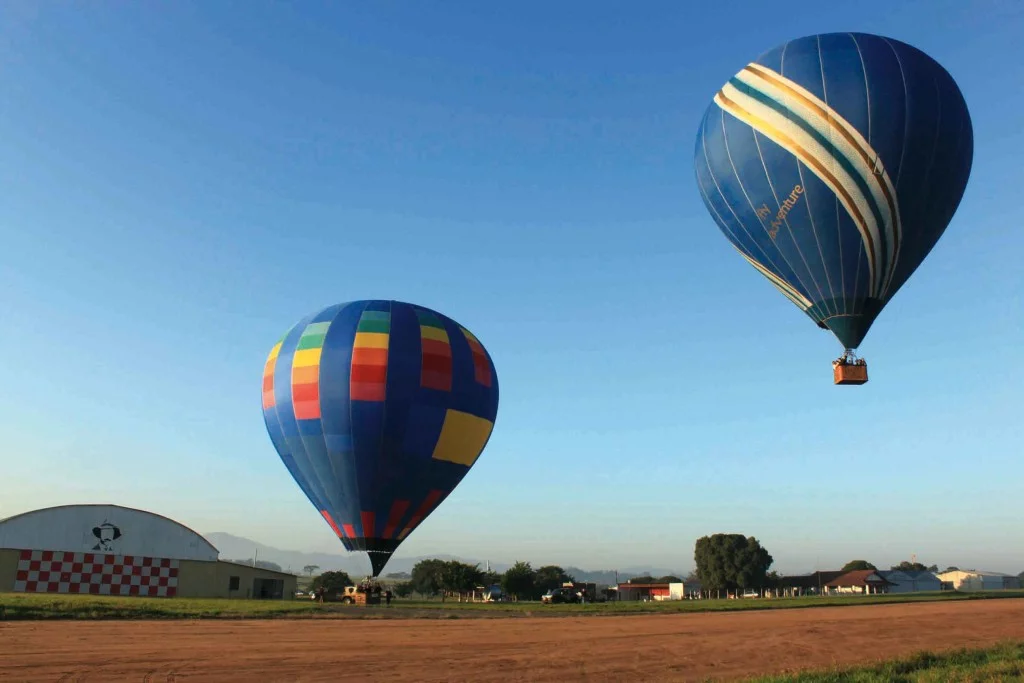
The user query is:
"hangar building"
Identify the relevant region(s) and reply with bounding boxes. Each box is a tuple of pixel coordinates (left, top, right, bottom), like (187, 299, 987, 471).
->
(0, 504, 297, 599)
(936, 569, 1021, 591)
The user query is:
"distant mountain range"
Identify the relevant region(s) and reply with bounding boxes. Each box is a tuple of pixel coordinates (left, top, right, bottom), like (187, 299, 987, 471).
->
(204, 532, 686, 583)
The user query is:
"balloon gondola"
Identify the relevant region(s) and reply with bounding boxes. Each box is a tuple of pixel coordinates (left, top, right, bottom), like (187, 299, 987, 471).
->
(261, 300, 499, 576)
(694, 33, 973, 384)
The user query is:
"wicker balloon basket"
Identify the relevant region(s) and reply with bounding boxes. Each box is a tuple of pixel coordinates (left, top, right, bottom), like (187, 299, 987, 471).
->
(833, 361, 868, 385)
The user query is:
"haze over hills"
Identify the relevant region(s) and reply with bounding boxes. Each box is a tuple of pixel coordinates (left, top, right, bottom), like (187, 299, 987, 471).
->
(204, 532, 685, 582)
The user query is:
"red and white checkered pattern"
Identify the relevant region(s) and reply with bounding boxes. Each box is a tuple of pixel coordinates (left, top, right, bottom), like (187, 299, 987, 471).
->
(12, 549, 179, 597)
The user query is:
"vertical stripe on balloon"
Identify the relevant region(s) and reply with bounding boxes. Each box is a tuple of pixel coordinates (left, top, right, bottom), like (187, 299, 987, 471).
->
(460, 327, 491, 387)
(360, 511, 376, 539)
(735, 248, 814, 311)
(382, 499, 411, 539)
(739, 63, 902, 296)
(397, 490, 443, 540)
(350, 310, 390, 401)
(320, 511, 345, 539)
(715, 84, 880, 297)
(713, 62, 904, 299)
(415, 308, 452, 391)
(291, 321, 331, 420)
(262, 338, 284, 409)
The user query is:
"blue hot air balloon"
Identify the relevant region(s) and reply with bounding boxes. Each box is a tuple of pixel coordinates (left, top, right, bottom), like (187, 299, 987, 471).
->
(694, 33, 973, 384)
(261, 300, 499, 576)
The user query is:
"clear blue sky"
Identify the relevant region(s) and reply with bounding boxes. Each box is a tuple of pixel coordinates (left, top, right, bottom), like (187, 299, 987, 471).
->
(2, 0, 1021, 576)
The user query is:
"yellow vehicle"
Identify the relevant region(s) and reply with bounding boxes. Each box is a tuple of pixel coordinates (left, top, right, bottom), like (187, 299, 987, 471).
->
(311, 579, 384, 605)
(338, 585, 382, 606)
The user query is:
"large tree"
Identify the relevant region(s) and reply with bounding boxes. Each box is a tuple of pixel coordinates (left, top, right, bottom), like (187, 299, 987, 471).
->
(310, 570, 352, 593)
(891, 561, 928, 572)
(842, 560, 877, 571)
(694, 533, 774, 591)
(410, 559, 447, 597)
(480, 569, 502, 587)
(501, 561, 535, 601)
(533, 565, 573, 594)
(440, 560, 485, 599)
(392, 582, 415, 598)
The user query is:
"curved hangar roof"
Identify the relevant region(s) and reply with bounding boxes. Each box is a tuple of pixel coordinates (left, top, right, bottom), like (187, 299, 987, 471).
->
(0, 504, 219, 562)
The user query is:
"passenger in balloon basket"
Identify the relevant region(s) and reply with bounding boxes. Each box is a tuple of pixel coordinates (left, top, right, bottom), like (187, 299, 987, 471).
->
(833, 351, 867, 367)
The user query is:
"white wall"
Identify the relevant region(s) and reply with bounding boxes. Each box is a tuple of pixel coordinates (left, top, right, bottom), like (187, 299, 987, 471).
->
(0, 505, 218, 561)
(936, 570, 1017, 591)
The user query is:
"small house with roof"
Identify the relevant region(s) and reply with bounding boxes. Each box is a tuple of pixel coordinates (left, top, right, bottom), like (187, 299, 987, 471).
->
(777, 570, 846, 597)
(824, 569, 895, 595)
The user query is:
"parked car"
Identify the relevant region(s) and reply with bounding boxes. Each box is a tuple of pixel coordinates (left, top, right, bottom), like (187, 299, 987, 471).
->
(541, 587, 579, 604)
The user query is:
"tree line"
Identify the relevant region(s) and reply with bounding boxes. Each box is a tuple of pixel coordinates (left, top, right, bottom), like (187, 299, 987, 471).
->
(410, 559, 579, 600)
(690, 534, 994, 594)
(303, 534, 1024, 599)
(839, 560, 954, 573)
(307, 560, 586, 600)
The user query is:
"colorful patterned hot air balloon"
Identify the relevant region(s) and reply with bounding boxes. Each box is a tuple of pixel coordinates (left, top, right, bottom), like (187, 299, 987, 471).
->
(261, 300, 499, 575)
(694, 33, 973, 384)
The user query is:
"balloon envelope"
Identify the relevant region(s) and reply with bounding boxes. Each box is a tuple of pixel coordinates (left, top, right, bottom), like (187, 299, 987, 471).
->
(261, 300, 499, 576)
(695, 33, 973, 350)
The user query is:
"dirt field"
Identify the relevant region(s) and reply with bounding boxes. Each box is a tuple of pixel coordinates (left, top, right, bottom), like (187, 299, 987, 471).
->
(3, 598, 1024, 682)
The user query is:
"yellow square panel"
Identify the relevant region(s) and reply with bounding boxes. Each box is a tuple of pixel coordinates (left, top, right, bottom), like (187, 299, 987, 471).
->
(354, 332, 389, 349)
(420, 326, 450, 342)
(431, 409, 494, 467)
(292, 348, 322, 368)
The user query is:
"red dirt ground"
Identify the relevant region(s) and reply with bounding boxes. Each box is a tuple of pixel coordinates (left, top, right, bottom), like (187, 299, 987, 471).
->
(3, 599, 1024, 682)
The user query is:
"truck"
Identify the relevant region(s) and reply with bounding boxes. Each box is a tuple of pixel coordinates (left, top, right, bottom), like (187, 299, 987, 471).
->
(310, 579, 384, 605)
(337, 585, 383, 605)
(541, 581, 600, 604)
